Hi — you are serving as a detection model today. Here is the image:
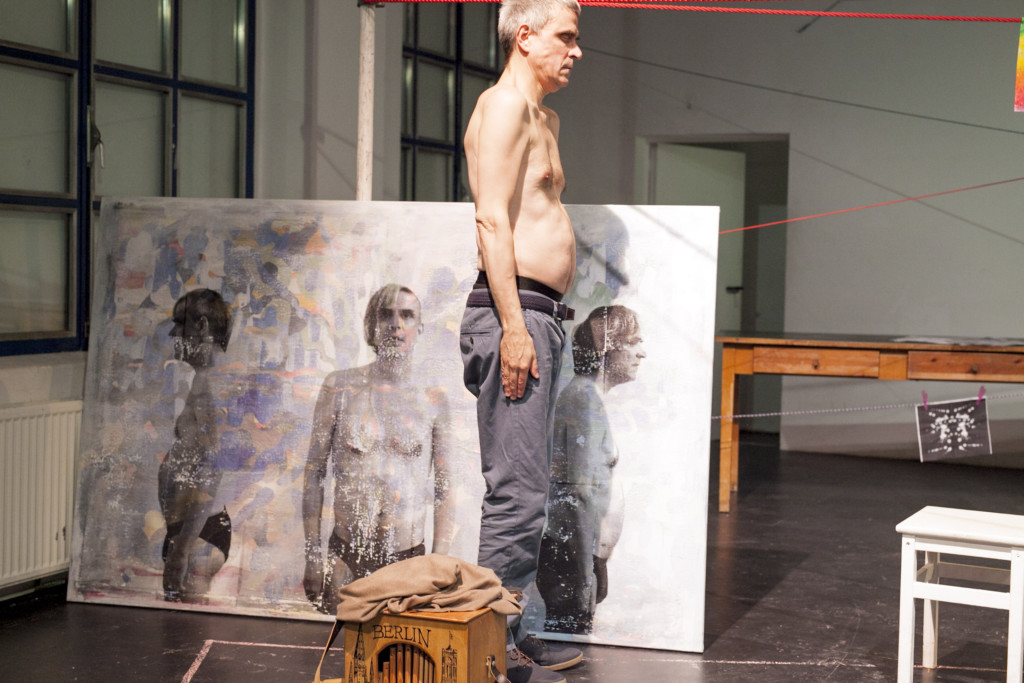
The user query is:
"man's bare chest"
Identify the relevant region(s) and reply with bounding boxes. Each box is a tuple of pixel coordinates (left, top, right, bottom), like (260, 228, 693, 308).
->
(334, 386, 434, 457)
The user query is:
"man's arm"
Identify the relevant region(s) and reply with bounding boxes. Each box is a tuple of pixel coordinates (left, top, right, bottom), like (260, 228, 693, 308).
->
(472, 89, 536, 400)
(594, 479, 624, 604)
(301, 378, 338, 605)
(430, 391, 457, 555)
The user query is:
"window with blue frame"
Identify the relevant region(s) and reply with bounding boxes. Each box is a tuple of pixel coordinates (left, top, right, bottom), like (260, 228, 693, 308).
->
(0, 0, 254, 356)
(401, 2, 502, 202)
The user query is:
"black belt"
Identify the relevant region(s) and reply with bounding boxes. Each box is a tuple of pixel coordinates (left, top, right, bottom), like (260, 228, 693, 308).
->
(467, 288, 575, 321)
(474, 271, 564, 302)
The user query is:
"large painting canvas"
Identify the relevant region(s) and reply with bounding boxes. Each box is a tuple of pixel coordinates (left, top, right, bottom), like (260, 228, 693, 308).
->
(68, 198, 718, 653)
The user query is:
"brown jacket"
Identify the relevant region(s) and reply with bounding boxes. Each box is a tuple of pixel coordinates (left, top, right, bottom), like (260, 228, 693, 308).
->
(334, 554, 522, 623)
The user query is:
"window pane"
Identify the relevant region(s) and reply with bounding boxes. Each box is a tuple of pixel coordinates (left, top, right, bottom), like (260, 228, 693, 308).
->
(0, 63, 70, 193)
(0, 210, 69, 335)
(95, 0, 167, 72)
(181, 0, 243, 86)
(94, 82, 166, 197)
(178, 96, 241, 198)
(0, 0, 69, 53)
(401, 145, 413, 201)
(403, 5, 415, 47)
(414, 149, 452, 202)
(402, 57, 414, 137)
(416, 61, 452, 143)
(417, 5, 453, 56)
(462, 5, 497, 67)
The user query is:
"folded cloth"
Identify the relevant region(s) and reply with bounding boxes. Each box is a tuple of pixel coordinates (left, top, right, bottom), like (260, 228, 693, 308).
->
(335, 553, 522, 623)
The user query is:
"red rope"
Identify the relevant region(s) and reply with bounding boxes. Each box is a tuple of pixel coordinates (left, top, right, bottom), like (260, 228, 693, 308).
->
(720, 177, 1024, 235)
(372, 0, 1023, 22)
(579, 2, 1022, 23)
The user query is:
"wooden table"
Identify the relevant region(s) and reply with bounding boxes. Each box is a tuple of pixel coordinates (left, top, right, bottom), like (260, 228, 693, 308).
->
(717, 333, 1024, 512)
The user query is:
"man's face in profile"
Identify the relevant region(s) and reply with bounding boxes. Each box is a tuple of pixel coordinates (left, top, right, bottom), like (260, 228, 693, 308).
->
(604, 331, 645, 387)
(372, 290, 422, 360)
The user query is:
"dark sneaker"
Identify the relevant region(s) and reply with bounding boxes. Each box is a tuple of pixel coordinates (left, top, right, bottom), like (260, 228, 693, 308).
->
(505, 647, 566, 683)
(517, 634, 583, 671)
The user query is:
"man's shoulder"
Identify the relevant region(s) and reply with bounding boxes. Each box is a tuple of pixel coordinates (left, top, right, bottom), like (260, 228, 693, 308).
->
(321, 365, 372, 389)
(423, 384, 450, 406)
(557, 376, 602, 407)
(479, 84, 530, 117)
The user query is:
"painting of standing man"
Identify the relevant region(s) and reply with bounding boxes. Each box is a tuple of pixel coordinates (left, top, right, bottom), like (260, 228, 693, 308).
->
(302, 284, 457, 613)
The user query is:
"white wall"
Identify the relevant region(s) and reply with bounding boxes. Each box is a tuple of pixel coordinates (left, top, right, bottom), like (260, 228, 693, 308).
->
(5, 2, 1024, 467)
(254, 0, 403, 201)
(548, 3, 1024, 464)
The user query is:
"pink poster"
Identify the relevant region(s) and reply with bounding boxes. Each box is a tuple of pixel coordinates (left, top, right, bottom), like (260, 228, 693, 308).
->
(1016, 21, 1024, 111)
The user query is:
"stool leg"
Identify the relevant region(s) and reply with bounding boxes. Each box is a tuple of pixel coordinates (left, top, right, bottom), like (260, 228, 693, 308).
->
(922, 551, 939, 670)
(898, 536, 917, 683)
(1008, 549, 1024, 683)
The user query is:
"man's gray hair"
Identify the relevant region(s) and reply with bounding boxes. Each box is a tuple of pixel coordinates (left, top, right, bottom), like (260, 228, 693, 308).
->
(498, 0, 581, 61)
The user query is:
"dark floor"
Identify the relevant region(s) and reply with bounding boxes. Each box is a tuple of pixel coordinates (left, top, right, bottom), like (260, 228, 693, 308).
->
(4, 436, 1024, 682)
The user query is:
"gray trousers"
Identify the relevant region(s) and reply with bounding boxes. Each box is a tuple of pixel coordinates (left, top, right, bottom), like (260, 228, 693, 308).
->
(460, 297, 565, 643)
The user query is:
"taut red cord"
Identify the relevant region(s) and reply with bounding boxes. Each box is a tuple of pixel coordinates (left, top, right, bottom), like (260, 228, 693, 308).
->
(721, 176, 1024, 235)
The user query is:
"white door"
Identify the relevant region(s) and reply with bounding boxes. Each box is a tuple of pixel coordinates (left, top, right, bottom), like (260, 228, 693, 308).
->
(646, 143, 746, 426)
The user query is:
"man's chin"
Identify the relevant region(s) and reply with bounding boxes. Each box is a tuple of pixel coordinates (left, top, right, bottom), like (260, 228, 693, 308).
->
(377, 348, 411, 362)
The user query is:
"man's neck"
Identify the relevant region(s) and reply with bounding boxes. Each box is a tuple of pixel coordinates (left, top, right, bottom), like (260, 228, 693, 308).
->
(370, 355, 411, 383)
(502, 57, 548, 108)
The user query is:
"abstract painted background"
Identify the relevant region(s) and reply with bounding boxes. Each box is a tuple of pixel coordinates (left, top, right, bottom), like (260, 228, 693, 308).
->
(68, 198, 718, 652)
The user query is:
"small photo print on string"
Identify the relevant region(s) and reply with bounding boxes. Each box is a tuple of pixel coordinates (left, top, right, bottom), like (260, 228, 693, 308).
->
(915, 394, 992, 462)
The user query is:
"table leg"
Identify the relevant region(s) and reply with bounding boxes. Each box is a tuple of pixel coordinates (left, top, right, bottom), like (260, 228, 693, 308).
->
(898, 535, 917, 683)
(719, 346, 738, 513)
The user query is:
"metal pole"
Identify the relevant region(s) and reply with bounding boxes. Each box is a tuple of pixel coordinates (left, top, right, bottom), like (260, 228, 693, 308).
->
(356, 4, 375, 201)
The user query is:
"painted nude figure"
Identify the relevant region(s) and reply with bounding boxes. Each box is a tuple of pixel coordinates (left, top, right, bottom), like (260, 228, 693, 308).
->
(303, 284, 456, 613)
(158, 288, 233, 603)
(537, 305, 645, 634)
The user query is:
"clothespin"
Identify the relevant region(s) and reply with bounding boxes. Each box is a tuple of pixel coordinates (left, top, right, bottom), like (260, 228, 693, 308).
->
(977, 386, 986, 405)
(921, 390, 928, 411)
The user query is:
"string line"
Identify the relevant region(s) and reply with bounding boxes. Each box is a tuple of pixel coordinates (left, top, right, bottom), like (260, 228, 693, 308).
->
(714, 390, 1024, 421)
(721, 176, 1024, 234)
(578, 3, 1022, 23)
(372, 0, 1023, 23)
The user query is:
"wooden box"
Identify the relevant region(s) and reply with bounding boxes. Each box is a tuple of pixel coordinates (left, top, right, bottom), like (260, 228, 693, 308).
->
(319, 608, 506, 683)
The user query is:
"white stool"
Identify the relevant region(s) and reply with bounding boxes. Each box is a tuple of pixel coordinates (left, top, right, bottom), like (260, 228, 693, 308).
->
(896, 506, 1024, 682)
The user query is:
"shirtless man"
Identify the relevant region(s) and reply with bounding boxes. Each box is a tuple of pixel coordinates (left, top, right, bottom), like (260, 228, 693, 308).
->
(303, 284, 456, 614)
(459, 1, 583, 681)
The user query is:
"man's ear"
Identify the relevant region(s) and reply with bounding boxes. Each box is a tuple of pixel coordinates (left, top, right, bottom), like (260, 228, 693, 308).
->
(515, 23, 531, 54)
(197, 315, 211, 340)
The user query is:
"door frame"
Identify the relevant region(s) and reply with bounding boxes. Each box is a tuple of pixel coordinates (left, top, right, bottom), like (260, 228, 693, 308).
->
(636, 134, 790, 433)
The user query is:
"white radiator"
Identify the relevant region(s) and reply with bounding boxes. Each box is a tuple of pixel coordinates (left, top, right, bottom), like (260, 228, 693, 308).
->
(0, 400, 82, 590)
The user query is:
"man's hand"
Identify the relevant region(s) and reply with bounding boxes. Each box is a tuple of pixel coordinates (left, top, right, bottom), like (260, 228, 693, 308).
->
(594, 555, 609, 604)
(500, 323, 539, 399)
(303, 558, 327, 612)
